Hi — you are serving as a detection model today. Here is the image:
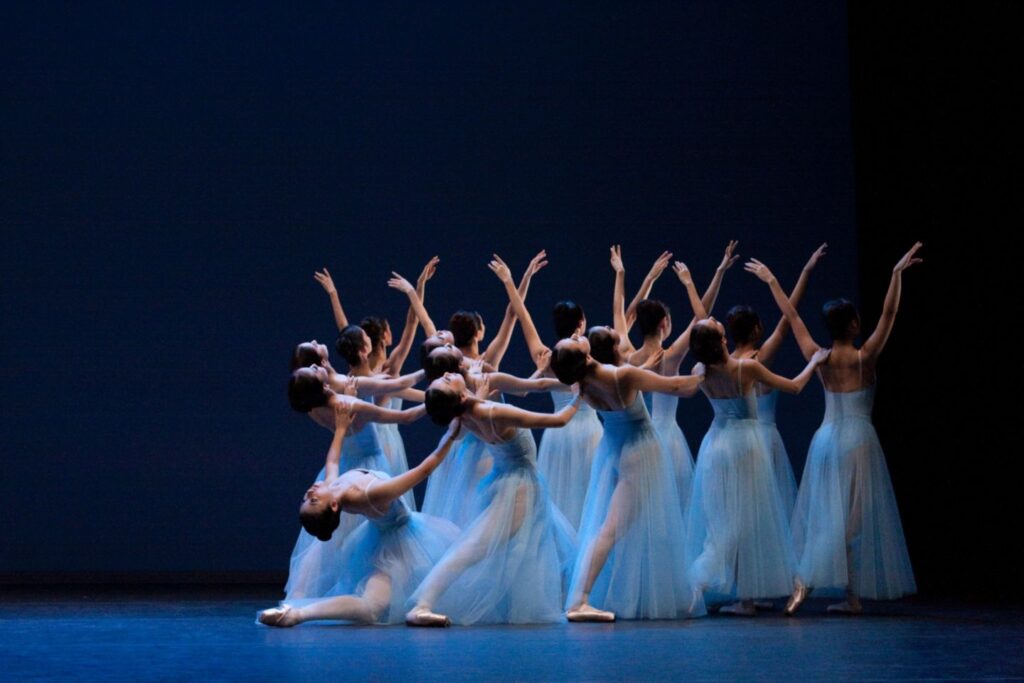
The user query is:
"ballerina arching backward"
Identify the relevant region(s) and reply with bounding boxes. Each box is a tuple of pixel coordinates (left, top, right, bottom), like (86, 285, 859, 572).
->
(404, 367, 580, 626)
(282, 365, 426, 600)
(258, 403, 462, 627)
(747, 243, 922, 615)
(683, 316, 830, 616)
(502, 258, 707, 621)
(726, 243, 827, 516)
(619, 242, 738, 518)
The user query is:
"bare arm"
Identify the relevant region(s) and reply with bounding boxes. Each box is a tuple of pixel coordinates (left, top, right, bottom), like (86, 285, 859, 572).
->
(384, 256, 439, 376)
(485, 371, 565, 394)
(314, 268, 349, 331)
(387, 272, 437, 337)
(745, 350, 830, 394)
(355, 400, 427, 425)
(746, 259, 821, 361)
(621, 364, 703, 397)
(758, 243, 827, 365)
(344, 370, 424, 398)
(861, 242, 924, 360)
(322, 403, 356, 482)
(609, 245, 636, 355)
(483, 250, 548, 368)
(488, 254, 550, 366)
(663, 241, 738, 368)
(625, 250, 672, 328)
(367, 420, 462, 503)
(487, 393, 581, 429)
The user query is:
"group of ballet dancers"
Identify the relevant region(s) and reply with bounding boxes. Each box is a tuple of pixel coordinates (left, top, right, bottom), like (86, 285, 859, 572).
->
(257, 239, 923, 627)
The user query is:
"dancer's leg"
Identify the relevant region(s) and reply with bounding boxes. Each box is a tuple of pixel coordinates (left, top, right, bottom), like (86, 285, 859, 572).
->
(259, 571, 392, 627)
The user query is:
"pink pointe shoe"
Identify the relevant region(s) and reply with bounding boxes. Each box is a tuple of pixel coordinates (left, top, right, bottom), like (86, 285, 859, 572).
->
(566, 604, 616, 623)
(257, 605, 300, 628)
(785, 580, 811, 616)
(405, 607, 452, 627)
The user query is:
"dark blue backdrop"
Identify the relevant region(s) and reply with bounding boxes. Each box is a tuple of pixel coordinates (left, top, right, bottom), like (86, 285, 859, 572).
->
(2, 2, 856, 573)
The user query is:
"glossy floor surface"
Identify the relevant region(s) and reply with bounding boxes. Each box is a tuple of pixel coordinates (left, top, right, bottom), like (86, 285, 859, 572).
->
(2, 586, 1021, 681)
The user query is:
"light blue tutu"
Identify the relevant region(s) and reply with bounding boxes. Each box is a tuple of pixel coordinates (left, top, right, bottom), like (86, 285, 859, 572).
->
(537, 391, 603, 529)
(792, 385, 916, 599)
(284, 424, 392, 600)
(411, 427, 577, 624)
(684, 388, 796, 602)
(376, 397, 416, 510)
(651, 392, 696, 519)
(420, 431, 492, 528)
(568, 388, 704, 619)
(283, 471, 460, 624)
(756, 390, 798, 517)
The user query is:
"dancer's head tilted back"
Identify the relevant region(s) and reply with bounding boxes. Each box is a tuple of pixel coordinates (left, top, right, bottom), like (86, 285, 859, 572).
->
(552, 301, 586, 340)
(418, 330, 456, 369)
(359, 316, 392, 356)
(822, 298, 860, 341)
(586, 326, 621, 365)
(336, 324, 372, 368)
(690, 318, 729, 365)
(551, 336, 591, 385)
(288, 366, 331, 413)
(726, 305, 763, 347)
(636, 299, 672, 340)
(449, 310, 485, 349)
(424, 373, 471, 426)
(423, 345, 464, 381)
(299, 480, 341, 541)
(291, 340, 328, 371)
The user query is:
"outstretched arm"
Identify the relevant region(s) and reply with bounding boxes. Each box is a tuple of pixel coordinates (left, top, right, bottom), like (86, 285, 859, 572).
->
(488, 391, 581, 428)
(355, 400, 427, 425)
(484, 371, 565, 394)
(663, 241, 738, 368)
(342, 370, 425, 398)
(625, 250, 672, 329)
(622, 364, 704, 397)
(861, 242, 924, 360)
(745, 350, 831, 394)
(488, 254, 550, 366)
(388, 272, 437, 337)
(483, 250, 548, 368)
(758, 243, 827, 366)
(367, 419, 462, 503)
(384, 256, 439, 376)
(745, 259, 822, 361)
(322, 402, 356, 481)
(314, 268, 349, 331)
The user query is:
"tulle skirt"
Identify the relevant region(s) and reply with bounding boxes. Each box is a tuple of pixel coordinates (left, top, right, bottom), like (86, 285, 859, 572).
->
(653, 416, 696, 521)
(684, 418, 796, 601)
(761, 422, 798, 518)
(420, 432, 492, 528)
(537, 410, 603, 529)
(284, 512, 460, 624)
(792, 416, 916, 599)
(411, 462, 577, 624)
(568, 418, 704, 619)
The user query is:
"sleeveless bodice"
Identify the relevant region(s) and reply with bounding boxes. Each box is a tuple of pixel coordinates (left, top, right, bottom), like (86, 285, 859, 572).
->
(651, 391, 679, 423)
(755, 389, 778, 425)
(822, 385, 875, 422)
(552, 389, 595, 413)
(360, 470, 412, 529)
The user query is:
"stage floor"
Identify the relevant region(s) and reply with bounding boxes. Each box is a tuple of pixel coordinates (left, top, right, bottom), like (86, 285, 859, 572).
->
(1, 586, 1021, 681)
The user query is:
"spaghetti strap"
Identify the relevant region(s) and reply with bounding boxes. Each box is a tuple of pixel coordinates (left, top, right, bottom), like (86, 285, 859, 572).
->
(857, 349, 863, 386)
(737, 359, 744, 395)
(362, 475, 389, 517)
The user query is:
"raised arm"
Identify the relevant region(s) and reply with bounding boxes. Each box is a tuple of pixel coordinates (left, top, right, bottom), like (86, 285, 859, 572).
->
(322, 402, 356, 481)
(663, 247, 737, 368)
(314, 268, 349, 331)
(388, 272, 437, 337)
(861, 242, 923, 360)
(488, 392, 581, 429)
(744, 349, 830, 394)
(384, 256, 439, 376)
(367, 419, 462, 503)
(609, 245, 636, 355)
(757, 243, 827, 366)
(482, 250, 548, 368)
(625, 250, 672, 328)
(621, 364, 704, 397)
(488, 254, 550, 366)
(745, 259, 821, 361)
